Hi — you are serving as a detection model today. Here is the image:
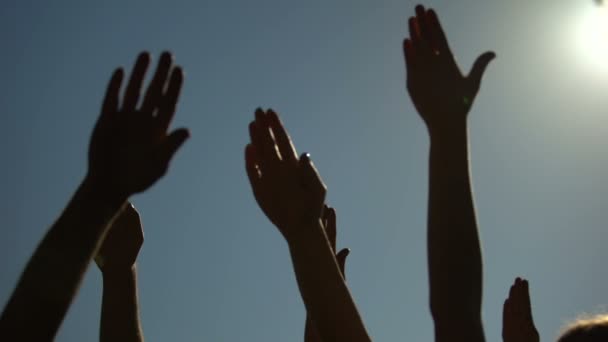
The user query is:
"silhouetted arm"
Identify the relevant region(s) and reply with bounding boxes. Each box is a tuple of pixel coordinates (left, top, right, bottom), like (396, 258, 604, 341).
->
(502, 277, 539, 342)
(100, 269, 142, 342)
(304, 206, 350, 342)
(245, 109, 370, 342)
(426, 124, 484, 341)
(0, 179, 126, 341)
(0, 51, 188, 340)
(95, 204, 144, 342)
(403, 5, 495, 342)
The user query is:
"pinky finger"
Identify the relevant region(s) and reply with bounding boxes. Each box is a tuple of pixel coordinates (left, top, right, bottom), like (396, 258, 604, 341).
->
(245, 144, 262, 184)
(403, 39, 416, 71)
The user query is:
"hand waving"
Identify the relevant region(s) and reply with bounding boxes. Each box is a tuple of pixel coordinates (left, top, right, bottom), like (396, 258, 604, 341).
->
(88, 52, 189, 199)
(245, 108, 326, 242)
(403, 5, 495, 134)
(95, 204, 144, 274)
(502, 277, 540, 342)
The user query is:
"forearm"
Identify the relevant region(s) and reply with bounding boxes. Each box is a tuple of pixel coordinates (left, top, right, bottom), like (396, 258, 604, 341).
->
(288, 221, 370, 342)
(427, 124, 483, 321)
(0, 177, 126, 340)
(304, 315, 320, 342)
(100, 266, 143, 342)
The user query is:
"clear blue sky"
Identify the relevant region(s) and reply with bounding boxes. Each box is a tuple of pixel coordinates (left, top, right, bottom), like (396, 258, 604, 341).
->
(1, 0, 608, 340)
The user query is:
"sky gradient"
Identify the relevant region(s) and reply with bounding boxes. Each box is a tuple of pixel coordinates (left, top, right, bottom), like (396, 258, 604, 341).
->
(1, 0, 608, 340)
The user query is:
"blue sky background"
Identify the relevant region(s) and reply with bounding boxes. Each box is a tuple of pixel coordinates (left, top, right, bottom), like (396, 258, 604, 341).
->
(1, 0, 608, 340)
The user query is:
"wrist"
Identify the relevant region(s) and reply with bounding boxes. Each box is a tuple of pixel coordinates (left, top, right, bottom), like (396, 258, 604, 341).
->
(286, 219, 326, 251)
(81, 174, 129, 207)
(428, 121, 469, 146)
(101, 263, 137, 280)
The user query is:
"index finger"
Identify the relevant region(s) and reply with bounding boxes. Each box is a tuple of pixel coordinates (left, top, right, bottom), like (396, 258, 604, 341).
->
(324, 206, 337, 251)
(267, 109, 298, 164)
(100, 68, 124, 122)
(427, 9, 451, 55)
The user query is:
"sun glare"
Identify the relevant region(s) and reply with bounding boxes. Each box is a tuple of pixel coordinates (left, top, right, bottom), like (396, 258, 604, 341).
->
(576, 3, 608, 74)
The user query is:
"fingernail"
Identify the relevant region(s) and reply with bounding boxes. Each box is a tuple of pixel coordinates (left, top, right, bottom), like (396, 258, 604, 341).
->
(255, 108, 265, 119)
(138, 51, 151, 63)
(161, 51, 173, 60)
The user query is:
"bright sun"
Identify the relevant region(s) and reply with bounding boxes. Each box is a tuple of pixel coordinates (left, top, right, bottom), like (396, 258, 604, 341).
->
(577, 3, 608, 73)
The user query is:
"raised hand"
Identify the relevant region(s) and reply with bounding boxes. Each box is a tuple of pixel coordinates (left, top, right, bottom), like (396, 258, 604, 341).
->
(502, 277, 539, 342)
(304, 205, 350, 342)
(403, 5, 495, 134)
(321, 206, 350, 277)
(95, 203, 145, 342)
(0, 53, 187, 340)
(88, 51, 189, 200)
(404, 6, 490, 342)
(245, 108, 326, 241)
(95, 204, 143, 274)
(245, 109, 370, 341)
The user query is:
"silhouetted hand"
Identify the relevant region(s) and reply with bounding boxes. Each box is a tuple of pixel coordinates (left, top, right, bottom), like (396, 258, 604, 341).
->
(88, 52, 189, 199)
(95, 204, 143, 274)
(320, 205, 350, 277)
(245, 108, 326, 242)
(403, 5, 495, 134)
(502, 277, 540, 342)
(246, 109, 370, 341)
(304, 205, 349, 342)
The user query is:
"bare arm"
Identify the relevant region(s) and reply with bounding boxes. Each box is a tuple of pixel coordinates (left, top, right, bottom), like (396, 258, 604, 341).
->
(0, 179, 126, 341)
(304, 205, 350, 342)
(304, 207, 350, 342)
(95, 204, 145, 342)
(100, 268, 142, 342)
(0, 52, 188, 340)
(245, 109, 370, 342)
(403, 5, 495, 342)
(427, 127, 485, 341)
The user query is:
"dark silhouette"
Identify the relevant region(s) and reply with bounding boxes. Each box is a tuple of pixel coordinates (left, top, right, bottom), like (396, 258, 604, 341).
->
(502, 277, 539, 342)
(304, 205, 350, 342)
(503, 277, 608, 342)
(558, 315, 608, 342)
(0, 51, 188, 340)
(95, 204, 144, 342)
(245, 108, 370, 341)
(403, 5, 494, 342)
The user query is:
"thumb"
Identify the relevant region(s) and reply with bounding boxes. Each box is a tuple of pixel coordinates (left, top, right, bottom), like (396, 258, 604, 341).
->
(336, 248, 350, 279)
(298, 153, 327, 203)
(161, 128, 190, 163)
(467, 51, 496, 94)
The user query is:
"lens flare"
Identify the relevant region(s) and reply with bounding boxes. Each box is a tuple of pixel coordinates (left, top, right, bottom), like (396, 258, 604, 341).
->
(576, 4, 608, 73)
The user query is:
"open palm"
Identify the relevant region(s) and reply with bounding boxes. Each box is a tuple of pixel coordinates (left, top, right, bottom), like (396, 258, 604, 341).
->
(88, 52, 189, 199)
(403, 5, 495, 133)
